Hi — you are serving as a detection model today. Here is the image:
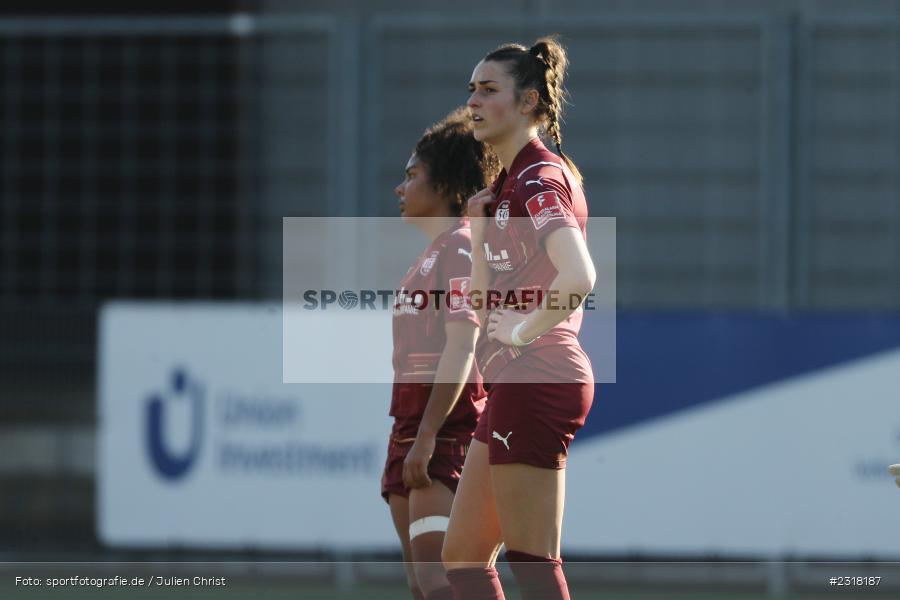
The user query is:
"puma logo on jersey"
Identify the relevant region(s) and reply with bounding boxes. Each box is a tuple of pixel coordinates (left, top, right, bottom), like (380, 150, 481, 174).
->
(492, 430, 512, 450)
(457, 247, 472, 262)
(525, 176, 544, 187)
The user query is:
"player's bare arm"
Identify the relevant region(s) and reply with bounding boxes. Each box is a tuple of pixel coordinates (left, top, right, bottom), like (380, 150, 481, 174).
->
(486, 226, 595, 346)
(402, 321, 479, 489)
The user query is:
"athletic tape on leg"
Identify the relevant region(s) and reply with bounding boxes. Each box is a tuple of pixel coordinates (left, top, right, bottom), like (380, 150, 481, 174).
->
(409, 515, 450, 540)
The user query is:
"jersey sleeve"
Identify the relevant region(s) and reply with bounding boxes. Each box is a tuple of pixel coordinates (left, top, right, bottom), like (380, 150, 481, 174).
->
(515, 167, 580, 243)
(438, 230, 480, 328)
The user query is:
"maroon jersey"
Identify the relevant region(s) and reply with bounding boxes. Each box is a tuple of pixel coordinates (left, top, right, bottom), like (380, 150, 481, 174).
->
(390, 218, 485, 440)
(477, 138, 592, 382)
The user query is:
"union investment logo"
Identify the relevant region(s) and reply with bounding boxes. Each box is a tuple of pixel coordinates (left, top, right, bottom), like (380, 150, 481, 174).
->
(145, 367, 204, 482)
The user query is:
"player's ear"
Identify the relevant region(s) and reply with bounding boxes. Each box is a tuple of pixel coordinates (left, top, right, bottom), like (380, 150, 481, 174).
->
(520, 88, 539, 116)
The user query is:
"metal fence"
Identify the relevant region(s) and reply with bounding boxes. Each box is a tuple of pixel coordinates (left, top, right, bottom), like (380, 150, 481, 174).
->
(795, 15, 900, 309)
(363, 14, 900, 310)
(0, 12, 899, 413)
(1, 14, 899, 314)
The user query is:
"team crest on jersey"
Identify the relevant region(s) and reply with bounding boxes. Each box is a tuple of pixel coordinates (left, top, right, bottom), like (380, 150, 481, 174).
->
(448, 277, 472, 313)
(494, 200, 510, 230)
(525, 191, 565, 230)
(420, 250, 439, 275)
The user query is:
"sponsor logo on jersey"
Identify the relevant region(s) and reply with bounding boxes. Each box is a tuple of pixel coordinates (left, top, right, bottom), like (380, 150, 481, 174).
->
(525, 191, 565, 230)
(495, 200, 510, 230)
(448, 277, 472, 313)
(524, 176, 544, 187)
(394, 287, 422, 316)
(457, 247, 473, 262)
(420, 250, 439, 275)
(483, 242, 513, 272)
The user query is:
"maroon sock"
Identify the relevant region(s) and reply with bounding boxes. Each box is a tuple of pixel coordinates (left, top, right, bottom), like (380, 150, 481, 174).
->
(411, 587, 425, 600)
(505, 550, 570, 600)
(445, 566, 506, 600)
(425, 586, 454, 600)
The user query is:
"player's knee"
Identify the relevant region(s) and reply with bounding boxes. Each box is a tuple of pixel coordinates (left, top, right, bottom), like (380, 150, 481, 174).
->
(410, 515, 451, 567)
(440, 539, 459, 568)
(441, 539, 478, 569)
(413, 561, 447, 595)
(440, 531, 495, 568)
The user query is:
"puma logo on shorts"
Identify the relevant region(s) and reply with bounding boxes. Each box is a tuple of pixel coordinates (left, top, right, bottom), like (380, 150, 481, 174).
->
(492, 430, 512, 450)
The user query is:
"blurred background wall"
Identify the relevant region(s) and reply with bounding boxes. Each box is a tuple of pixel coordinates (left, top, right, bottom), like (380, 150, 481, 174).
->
(1, 0, 899, 559)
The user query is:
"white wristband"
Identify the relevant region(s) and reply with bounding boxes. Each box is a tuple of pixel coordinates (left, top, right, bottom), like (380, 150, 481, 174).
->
(510, 321, 535, 346)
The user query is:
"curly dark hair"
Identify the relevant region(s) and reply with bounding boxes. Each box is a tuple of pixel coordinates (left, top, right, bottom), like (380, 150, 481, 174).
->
(413, 107, 500, 216)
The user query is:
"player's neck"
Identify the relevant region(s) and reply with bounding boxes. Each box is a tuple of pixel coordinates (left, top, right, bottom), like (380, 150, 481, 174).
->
(492, 128, 539, 173)
(417, 215, 458, 241)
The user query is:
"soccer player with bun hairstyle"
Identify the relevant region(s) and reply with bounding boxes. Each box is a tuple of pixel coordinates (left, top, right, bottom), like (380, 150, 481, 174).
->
(383, 107, 500, 600)
(441, 37, 595, 600)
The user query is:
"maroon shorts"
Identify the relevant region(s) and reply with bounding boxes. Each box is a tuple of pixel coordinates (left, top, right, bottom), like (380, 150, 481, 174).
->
(380, 436, 470, 502)
(474, 380, 594, 469)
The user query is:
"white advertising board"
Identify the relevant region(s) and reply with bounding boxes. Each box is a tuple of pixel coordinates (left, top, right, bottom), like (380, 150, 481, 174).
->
(98, 302, 395, 549)
(565, 348, 900, 557)
(99, 302, 900, 557)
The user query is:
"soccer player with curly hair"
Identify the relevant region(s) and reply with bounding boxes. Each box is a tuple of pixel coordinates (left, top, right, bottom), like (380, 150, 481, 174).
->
(383, 107, 500, 600)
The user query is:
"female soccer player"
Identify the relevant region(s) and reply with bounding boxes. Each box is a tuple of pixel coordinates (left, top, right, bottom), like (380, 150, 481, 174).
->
(383, 108, 499, 600)
(441, 38, 596, 600)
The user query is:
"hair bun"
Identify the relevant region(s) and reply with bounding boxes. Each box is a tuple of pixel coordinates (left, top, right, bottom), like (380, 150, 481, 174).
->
(529, 42, 547, 61)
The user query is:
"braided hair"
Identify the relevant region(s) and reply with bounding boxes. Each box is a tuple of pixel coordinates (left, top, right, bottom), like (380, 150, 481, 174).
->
(483, 36, 583, 184)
